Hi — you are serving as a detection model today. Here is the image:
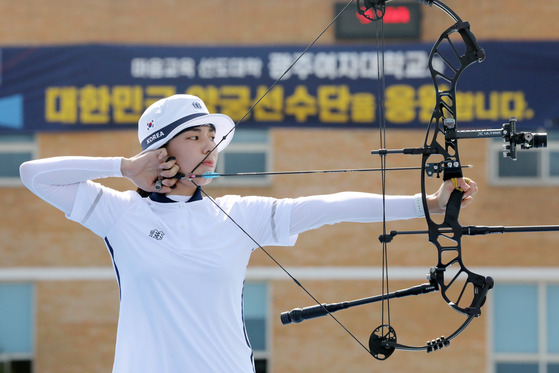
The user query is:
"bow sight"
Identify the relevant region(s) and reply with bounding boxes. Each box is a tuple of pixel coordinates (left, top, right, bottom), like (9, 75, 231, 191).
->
(445, 117, 547, 161)
(371, 117, 548, 175)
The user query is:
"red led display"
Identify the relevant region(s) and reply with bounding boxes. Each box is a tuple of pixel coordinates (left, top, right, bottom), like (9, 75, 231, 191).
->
(357, 6, 412, 24)
(335, 2, 421, 40)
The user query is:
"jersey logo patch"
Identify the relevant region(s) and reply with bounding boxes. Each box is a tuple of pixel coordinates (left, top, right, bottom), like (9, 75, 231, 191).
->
(149, 229, 165, 241)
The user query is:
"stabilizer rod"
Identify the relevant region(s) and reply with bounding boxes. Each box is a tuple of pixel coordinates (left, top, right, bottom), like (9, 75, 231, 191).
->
(281, 283, 438, 325)
(380, 225, 559, 243)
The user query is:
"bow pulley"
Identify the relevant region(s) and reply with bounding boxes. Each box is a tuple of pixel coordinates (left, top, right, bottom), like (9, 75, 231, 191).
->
(369, 325, 397, 360)
(356, 0, 386, 21)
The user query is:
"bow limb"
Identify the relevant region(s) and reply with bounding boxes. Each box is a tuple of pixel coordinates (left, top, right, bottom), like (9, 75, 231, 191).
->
(388, 267, 494, 352)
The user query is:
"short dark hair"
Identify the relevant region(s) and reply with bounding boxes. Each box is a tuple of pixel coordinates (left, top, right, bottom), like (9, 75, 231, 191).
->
(173, 123, 216, 137)
(136, 187, 151, 197)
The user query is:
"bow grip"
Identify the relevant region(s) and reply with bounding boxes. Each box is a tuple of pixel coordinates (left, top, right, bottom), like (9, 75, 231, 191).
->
(444, 188, 464, 226)
(441, 159, 464, 222)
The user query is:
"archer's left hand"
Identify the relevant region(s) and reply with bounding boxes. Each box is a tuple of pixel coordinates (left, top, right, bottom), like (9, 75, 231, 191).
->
(426, 177, 478, 214)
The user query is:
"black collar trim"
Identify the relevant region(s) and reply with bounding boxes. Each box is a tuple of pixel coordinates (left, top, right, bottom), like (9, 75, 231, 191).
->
(148, 186, 203, 203)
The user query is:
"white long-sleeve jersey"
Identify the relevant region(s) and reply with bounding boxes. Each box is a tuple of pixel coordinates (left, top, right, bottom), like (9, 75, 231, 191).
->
(20, 156, 424, 373)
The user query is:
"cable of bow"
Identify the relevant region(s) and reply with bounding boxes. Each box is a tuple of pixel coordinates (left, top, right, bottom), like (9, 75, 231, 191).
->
(369, 0, 493, 356)
(372, 0, 394, 360)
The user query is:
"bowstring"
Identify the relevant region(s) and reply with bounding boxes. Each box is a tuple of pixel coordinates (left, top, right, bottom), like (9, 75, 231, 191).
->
(187, 0, 373, 356)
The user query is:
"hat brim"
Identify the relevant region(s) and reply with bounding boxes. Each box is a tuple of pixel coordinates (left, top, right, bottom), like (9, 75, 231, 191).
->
(141, 113, 235, 154)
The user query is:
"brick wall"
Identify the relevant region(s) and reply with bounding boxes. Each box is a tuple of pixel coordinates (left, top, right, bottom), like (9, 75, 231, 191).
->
(1, 0, 558, 46)
(2, 1, 558, 372)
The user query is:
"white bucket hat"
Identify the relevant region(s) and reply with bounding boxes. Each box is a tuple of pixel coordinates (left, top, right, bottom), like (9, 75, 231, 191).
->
(138, 94, 235, 153)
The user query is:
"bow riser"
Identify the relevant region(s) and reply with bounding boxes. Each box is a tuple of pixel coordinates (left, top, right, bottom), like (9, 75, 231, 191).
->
(419, 18, 492, 316)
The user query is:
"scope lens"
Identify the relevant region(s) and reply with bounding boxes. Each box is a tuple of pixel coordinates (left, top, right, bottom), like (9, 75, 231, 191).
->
(532, 134, 547, 148)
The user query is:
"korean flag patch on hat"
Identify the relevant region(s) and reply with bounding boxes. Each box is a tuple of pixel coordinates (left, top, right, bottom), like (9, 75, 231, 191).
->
(138, 94, 235, 153)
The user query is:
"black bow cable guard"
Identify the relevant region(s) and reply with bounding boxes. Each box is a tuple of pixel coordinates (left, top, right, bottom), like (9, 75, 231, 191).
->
(187, 0, 559, 362)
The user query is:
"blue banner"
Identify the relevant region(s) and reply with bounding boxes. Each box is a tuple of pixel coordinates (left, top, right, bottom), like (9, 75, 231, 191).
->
(0, 42, 557, 133)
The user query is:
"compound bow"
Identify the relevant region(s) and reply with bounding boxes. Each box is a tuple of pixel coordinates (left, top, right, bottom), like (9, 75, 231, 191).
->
(191, 0, 555, 361)
(275, 0, 552, 360)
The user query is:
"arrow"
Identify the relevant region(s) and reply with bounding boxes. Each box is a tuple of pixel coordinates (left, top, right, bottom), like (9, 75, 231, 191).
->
(189, 166, 431, 179)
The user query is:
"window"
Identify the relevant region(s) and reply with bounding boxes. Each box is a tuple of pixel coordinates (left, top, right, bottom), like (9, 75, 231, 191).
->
(0, 283, 34, 373)
(0, 135, 37, 187)
(244, 282, 269, 373)
(491, 283, 559, 373)
(488, 131, 559, 186)
(211, 129, 271, 187)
